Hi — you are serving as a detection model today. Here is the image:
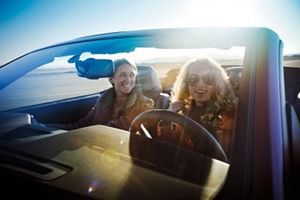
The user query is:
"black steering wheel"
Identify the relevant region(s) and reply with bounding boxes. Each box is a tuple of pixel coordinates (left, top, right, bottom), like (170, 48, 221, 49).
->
(129, 109, 228, 162)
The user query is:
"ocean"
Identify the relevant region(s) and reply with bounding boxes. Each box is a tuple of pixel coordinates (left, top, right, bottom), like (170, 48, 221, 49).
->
(0, 66, 171, 112)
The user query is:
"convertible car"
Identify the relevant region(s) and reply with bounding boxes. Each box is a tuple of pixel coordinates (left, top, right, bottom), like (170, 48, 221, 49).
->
(0, 27, 299, 199)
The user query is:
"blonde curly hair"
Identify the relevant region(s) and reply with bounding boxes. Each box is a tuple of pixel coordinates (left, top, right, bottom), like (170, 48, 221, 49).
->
(171, 56, 238, 128)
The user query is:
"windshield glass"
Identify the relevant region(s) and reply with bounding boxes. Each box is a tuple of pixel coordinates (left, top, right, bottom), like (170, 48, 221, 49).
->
(0, 46, 244, 112)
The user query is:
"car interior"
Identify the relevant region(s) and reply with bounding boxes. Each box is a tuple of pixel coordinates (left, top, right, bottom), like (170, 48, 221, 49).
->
(0, 27, 299, 199)
(0, 61, 234, 199)
(283, 66, 300, 195)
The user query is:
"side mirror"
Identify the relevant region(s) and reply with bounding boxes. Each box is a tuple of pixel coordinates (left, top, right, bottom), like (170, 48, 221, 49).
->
(75, 58, 114, 79)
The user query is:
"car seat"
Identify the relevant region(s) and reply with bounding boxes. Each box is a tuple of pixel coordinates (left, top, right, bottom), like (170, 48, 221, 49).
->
(137, 66, 170, 109)
(226, 66, 242, 97)
(294, 91, 300, 121)
(285, 102, 300, 197)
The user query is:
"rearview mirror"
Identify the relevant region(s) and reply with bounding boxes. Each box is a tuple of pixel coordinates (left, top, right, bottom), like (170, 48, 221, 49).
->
(75, 58, 114, 79)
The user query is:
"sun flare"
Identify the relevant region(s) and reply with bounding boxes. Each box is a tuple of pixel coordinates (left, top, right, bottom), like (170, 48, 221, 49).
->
(175, 0, 255, 27)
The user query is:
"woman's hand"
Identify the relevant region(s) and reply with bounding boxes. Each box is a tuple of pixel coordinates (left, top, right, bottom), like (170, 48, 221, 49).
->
(168, 100, 188, 114)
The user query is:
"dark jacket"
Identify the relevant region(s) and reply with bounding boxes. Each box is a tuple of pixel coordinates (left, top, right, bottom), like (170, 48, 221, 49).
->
(47, 87, 154, 131)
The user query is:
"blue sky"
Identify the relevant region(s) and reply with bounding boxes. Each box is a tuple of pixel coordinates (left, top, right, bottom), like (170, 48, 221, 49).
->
(1, 0, 300, 65)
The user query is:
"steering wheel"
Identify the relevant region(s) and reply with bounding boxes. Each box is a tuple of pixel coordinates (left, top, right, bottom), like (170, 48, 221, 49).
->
(129, 109, 228, 162)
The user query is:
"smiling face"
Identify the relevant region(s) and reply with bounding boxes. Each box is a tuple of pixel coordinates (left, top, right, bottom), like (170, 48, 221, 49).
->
(187, 65, 215, 108)
(112, 64, 137, 96)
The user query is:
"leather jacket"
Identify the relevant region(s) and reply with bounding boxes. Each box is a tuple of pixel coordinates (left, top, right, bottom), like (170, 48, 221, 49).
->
(47, 87, 154, 131)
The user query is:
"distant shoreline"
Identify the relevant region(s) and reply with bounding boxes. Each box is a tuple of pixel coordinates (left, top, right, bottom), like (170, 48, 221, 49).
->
(283, 58, 300, 68)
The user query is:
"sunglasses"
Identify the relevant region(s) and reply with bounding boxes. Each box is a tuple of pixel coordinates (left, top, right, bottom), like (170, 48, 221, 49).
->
(185, 74, 215, 87)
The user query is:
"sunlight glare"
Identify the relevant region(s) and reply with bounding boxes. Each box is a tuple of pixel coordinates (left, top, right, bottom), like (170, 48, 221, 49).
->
(101, 149, 121, 168)
(176, 0, 256, 27)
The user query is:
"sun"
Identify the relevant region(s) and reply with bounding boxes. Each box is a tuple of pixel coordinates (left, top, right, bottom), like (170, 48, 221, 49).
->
(174, 0, 256, 28)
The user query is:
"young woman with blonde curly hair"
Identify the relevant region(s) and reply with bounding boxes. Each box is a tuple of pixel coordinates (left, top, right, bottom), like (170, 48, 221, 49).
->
(158, 56, 238, 161)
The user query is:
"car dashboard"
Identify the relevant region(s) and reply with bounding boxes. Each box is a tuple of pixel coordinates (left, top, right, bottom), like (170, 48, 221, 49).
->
(0, 112, 229, 199)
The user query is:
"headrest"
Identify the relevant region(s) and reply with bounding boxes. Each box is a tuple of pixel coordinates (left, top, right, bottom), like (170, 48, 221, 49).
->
(137, 66, 162, 100)
(226, 66, 242, 96)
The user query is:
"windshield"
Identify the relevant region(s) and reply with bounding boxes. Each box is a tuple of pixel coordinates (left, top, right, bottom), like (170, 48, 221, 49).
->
(0, 28, 254, 199)
(0, 46, 244, 112)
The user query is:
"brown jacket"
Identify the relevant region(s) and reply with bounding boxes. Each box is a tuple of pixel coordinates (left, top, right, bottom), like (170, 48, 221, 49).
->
(47, 88, 154, 131)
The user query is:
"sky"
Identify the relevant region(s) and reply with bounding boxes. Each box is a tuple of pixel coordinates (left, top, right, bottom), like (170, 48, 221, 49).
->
(1, 0, 300, 65)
